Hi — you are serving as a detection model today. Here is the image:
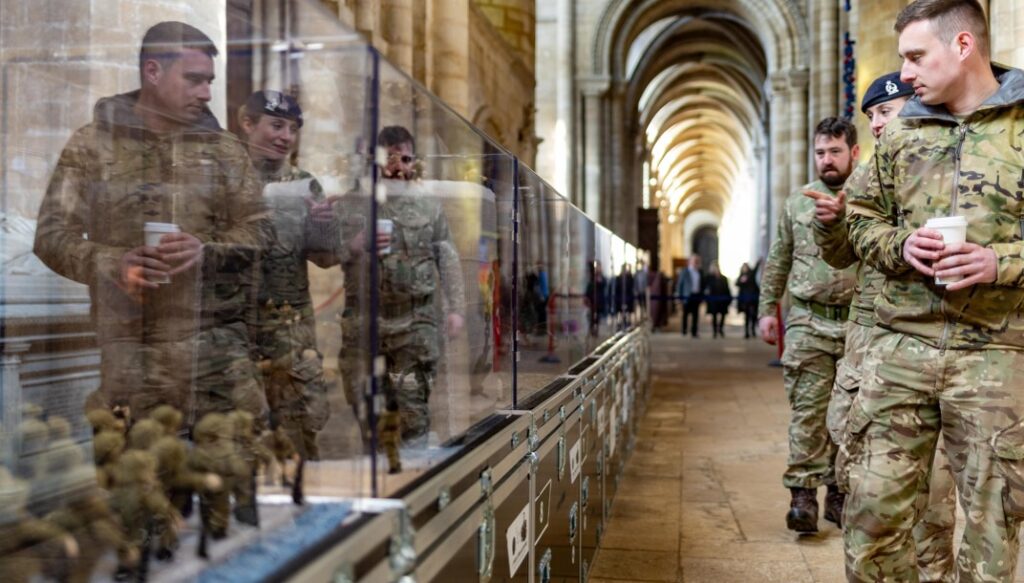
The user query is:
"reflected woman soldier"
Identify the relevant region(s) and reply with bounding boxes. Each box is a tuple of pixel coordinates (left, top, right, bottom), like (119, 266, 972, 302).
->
(239, 90, 339, 460)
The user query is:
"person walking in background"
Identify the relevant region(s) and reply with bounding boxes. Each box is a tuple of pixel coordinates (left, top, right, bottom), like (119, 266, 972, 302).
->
(702, 261, 731, 338)
(735, 261, 760, 339)
(675, 255, 703, 337)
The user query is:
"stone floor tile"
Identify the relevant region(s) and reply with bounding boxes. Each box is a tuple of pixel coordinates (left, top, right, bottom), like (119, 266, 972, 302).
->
(590, 549, 680, 582)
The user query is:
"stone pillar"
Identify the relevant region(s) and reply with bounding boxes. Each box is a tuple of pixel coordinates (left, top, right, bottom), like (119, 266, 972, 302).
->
(382, 0, 414, 73)
(768, 70, 791, 227)
(991, 0, 1024, 68)
(788, 68, 810, 192)
(1, 343, 30, 444)
(812, 0, 839, 123)
(432, 0, 470, 116)
(474, 0, 535, 76)
(579, 76, 609, 218)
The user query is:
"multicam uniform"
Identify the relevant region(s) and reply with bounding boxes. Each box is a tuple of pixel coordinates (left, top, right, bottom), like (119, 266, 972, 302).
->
(814, 165, 956, 581)
(34, 91, 271, 425)
(845, 68, 1024, 582)
(339, 179, 465, 443)
(250, 161, 338, 459)
(759, 179, 856, 490)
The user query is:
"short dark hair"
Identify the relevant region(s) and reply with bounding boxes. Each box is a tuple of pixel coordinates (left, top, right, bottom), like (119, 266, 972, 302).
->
(895, 0, 990, 58)
(814, 117, 857, 148)
(377, 125, 415, 151)
(140, 21, 218, 75)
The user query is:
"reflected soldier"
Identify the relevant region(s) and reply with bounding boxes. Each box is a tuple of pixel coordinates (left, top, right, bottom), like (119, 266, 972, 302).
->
(239, 90, 338, 459)
(33, 22, 270, 424)
(339, 125, 465, 446)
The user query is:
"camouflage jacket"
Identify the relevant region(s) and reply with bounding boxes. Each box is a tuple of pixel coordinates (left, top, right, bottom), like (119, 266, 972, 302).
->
(255, 160, 340, 310)
(812, 164, 884, 328)
(34, 91, 271, 339)
(342, 179, 466, 318)
(758, 179, 857, 319)
(847, 67, 1024, 350)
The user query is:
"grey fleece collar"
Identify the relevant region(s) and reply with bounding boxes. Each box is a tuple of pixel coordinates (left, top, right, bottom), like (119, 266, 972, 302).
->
(899, 65, 1024, 122)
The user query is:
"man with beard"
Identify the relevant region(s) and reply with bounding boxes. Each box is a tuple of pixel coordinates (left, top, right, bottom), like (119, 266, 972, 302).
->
(758, 117, 858, 533)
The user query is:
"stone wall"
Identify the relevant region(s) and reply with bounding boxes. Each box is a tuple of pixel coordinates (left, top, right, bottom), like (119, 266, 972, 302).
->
(332, 0, 536, 163)
(1, 0, 226, 219)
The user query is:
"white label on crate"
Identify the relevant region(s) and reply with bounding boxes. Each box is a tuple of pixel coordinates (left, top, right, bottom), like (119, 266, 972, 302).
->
(535, 479, 552, 544)
(507, 503, 530, 577)
(597, 405, 607, 437)
(570, 438, 582, 484)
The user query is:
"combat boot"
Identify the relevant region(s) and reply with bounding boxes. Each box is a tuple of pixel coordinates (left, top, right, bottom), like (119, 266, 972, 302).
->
(824, 484, 845, 528)
(786, 487, 819, 533)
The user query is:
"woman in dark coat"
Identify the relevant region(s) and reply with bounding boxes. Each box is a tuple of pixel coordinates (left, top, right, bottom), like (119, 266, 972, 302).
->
(702, 261, 731, 338)
(735, 261, 760, 339)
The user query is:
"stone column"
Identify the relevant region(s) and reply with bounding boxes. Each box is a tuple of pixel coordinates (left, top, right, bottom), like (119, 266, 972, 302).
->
(813, 0, 839, 123)
(382, 0, 414, 73)
(991, 0, 1024, 68)
(1, 343, 30, 445)
(579, 75, 609, 218)
(768, 70, 791, 229)
(788, 68, 810, 192)
(432, 0, 470, 116)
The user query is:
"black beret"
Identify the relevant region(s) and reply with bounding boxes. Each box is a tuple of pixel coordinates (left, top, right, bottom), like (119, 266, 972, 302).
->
(861, 72, 914, 113)
(245, 90, 303, 127)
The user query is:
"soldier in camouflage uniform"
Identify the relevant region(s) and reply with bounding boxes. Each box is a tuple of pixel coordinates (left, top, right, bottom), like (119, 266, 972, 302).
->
(239, 90, 339, 460)
(339, 125, 465, 446)
(810, 72, 956, 581)
(33, 22, 270, 426)
(758, 117, 858, 533)
(844, 1, 1024, 580)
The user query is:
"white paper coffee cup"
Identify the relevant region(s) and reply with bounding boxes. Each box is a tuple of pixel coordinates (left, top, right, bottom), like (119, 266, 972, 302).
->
(143, 222, 179, 284)
(377, 219, 393, 255)
(925, 216, 967, 285)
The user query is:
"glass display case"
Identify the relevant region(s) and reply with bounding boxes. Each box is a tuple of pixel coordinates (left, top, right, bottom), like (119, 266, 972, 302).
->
(0, 0, 648, 579)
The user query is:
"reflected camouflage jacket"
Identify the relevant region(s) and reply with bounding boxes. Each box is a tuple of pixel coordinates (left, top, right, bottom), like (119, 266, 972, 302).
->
(379, 180, 465, 316)
(34, 91, 270, 338)
(758, 179, 857, 319)
(847, 68, 1024, 350)
(812, 164, 885, 328)
(341, 179, 466, 320)
(255, 160, 340, 310)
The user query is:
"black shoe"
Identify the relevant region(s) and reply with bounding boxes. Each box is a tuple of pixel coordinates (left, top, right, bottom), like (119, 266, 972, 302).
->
(786, 487, 819, 533)
(824, 485, 845, 528)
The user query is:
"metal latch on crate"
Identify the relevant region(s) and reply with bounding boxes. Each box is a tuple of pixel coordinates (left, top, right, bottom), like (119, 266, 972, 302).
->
(569, 501, 579, 541)
(538, 548, 553, 583)
(556, 434, 567, 481)
(477, 504, 496, 583)
(389, 507, 417, 577)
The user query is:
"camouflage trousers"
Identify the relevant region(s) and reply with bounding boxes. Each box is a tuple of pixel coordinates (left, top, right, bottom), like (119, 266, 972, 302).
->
(253, 309, 331, 460)
(96, 322, 266, 428)
(192, 322, 268, 429)
(828, 323, 956, 582)
(780, 305, 845, 489)
(339, 307, 441, 444)
(844, 332, 1024, 582)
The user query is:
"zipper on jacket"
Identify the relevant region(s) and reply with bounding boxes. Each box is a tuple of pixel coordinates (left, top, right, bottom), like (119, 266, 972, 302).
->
(939, 123, 969, 352)
(949, 123, 969, 215)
